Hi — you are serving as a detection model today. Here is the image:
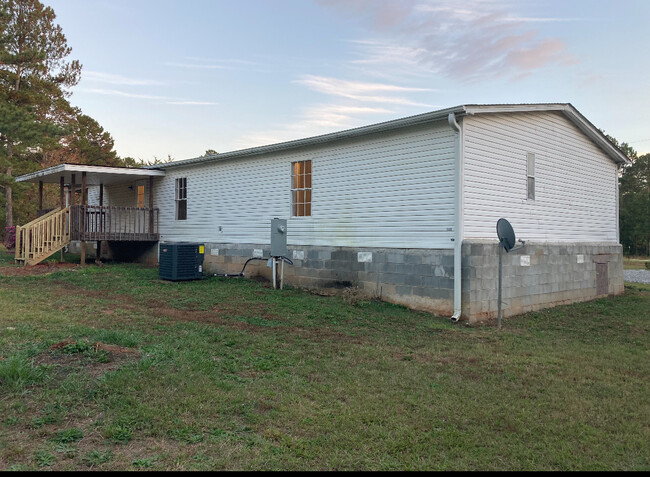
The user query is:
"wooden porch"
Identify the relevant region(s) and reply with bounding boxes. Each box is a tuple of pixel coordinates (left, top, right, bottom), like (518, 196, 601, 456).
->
(71, 205, 159, 242)
(14, 163, 165, 266)
(15, 205, 159, 265)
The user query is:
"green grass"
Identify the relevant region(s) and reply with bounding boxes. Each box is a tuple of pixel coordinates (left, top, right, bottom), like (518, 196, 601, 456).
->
(624, 256, 650, 270)
(0, 249, 649, 471)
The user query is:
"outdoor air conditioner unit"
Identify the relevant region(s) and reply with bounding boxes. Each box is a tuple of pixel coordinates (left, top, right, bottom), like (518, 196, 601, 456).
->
(159, 242, 205, 281)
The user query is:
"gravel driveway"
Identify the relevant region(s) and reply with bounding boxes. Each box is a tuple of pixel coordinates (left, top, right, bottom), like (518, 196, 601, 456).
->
(624, 269, 650, 284)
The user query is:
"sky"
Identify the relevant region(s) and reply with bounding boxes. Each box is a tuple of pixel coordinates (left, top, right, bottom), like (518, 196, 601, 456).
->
(42, 0, 650, 163)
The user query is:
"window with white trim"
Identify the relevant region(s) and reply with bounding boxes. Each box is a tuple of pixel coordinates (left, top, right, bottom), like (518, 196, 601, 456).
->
(527, 152, 535, 200)
(175, 177, 187, 220)
(291, 160, 311, 217)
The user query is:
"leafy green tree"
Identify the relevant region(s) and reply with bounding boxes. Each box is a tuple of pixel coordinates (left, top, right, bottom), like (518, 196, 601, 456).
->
(145, 155, 174, 166)
(619, 153, 650, 256)
(62, 113, 119, 166)
(606, 134, 650, 255)
(118, 156, 143, 168)
(0, 0, 81, 230)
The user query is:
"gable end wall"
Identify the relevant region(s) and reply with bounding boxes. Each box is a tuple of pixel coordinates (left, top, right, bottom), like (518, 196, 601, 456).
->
(462, 111, 619, 242)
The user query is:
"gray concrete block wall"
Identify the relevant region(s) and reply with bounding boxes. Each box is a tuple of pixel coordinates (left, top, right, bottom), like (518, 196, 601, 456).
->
(131, 240, 624, 324)
(200, 243, 456, 316)
(462, 240, 624, 321)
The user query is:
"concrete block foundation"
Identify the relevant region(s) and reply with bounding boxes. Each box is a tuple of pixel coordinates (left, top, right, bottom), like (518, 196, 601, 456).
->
(129, 240, 624, 323)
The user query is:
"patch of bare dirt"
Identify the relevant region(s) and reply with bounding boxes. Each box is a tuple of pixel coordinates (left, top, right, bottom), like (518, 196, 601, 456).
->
(34, 340, 141, 379)
(36, 281, 367, 345)
(0, 262, 79, 276)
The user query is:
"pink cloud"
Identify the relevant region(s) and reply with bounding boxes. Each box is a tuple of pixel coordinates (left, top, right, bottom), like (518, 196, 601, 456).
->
(319, 0, 579, 82)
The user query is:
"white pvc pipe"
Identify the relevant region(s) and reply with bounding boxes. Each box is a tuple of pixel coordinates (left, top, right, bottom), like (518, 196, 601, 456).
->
(272, 258, 277, 289)
(280, 259, 284, 290)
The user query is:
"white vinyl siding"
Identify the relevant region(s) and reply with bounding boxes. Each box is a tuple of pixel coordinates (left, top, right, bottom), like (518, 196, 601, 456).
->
(88, 182, 141, 207)
(156, 121, 457, 248)
(462, 111, 618, 242)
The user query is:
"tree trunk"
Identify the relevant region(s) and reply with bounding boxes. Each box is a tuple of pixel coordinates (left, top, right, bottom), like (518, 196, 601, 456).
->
(5, 166, 13, 229)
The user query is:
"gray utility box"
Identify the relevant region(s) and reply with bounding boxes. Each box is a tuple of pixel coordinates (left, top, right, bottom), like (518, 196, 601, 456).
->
(270, 218, 288, 257)
(159, 242, 205, 281)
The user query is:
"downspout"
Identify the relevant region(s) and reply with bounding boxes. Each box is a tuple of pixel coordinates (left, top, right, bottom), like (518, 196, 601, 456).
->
(615, 163, 620, 245)
(448, 112, 463, 322)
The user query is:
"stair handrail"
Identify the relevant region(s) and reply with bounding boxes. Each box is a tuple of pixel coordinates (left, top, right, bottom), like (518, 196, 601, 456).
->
(18, 207, 62, 228)
(15, 206, 71, 265)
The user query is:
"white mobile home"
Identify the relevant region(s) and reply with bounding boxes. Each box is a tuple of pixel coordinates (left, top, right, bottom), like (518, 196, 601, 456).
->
(16, 104, 628, 322)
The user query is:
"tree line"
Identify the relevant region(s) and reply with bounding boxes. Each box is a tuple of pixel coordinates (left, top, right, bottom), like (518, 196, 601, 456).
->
(1, 0, 648, 255)
(608, 136, 650, 256)
(0, 0, 142, 235)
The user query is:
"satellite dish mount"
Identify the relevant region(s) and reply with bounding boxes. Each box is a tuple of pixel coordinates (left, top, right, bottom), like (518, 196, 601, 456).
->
(496, 218, 525, 329)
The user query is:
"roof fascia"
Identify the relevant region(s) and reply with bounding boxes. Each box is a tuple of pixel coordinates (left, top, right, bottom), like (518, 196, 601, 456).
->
(15, 164, 165, 184)
(464, 103, 630, 165)
(148, 105, 467, 170)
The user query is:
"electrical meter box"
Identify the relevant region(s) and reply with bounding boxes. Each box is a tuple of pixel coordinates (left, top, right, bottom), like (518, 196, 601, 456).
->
(159, 242, 204, 281)
(270, 218, 288, 257)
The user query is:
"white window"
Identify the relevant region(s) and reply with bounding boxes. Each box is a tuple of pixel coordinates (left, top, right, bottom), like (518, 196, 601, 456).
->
(175, 178, 187, 220)
(291, 160, 311, 217)
(527, 153, 535, 200)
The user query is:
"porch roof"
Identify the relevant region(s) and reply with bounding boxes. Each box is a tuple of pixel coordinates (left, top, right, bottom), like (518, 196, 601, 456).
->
(15, 163, 165, 186)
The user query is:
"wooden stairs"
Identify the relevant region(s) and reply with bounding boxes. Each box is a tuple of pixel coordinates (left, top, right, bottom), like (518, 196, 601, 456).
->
(15, 207, 71, 266)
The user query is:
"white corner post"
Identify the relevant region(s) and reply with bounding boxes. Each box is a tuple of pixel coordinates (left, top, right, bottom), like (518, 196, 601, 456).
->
(448, 112, 463, 322)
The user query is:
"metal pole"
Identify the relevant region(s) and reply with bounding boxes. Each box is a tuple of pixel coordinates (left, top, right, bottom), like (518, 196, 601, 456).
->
(497, 242, 503, 330)
(280, 258, 284, 290)
(272, 258, 277, 289)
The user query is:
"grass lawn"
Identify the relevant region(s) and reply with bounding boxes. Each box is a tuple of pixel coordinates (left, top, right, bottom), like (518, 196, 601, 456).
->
(0, 246, 648, 471)
(624, 256, 650, 270)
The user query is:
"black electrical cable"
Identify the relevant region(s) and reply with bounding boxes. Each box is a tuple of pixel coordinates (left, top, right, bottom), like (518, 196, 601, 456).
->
(213, 255, 293, 278)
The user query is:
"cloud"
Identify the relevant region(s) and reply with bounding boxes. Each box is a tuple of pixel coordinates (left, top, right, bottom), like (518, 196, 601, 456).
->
(231, 103, 395, 150)
(83, 71, 164, 86)
(86, 88, 172, 100)
(85, 88, 217, 106)
(164, 62, 229, 70)
(294, 75, 435, 106)
(318, 0, 579, 82)
(165, 57, 266, 71)
(166, 101, 219, 106)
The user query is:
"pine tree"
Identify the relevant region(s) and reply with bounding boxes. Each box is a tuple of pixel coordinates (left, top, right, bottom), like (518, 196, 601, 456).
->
(0, 0, 81, 230)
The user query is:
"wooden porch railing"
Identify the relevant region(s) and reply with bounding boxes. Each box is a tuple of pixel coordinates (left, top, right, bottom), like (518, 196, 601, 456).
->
(15, 205, 159, 266)
(15, 207, 71, 265)
(70, 205, 159, 242)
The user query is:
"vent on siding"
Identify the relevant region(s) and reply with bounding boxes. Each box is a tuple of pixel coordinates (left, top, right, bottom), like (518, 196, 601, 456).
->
(527, 152, 535, 200)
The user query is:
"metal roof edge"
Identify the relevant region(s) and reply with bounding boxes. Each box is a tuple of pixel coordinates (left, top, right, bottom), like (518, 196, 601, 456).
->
(15, 163, 166, 183)
(150, 102, 630, 170)
(146, 105, 467, 170)
(560, 105, 631, 165)
(464, 103, 630, 165)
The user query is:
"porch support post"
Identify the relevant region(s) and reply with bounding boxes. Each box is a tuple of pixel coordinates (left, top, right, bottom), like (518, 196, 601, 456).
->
(96, 183, 103, 264)
(70, 174, 76, 206)
(148, 176, 154, 236)
(59, 176, 65, 208)
(60, 176, 65, 263)
(80, 171, 86, 266)
(38, 181, 43, 212)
